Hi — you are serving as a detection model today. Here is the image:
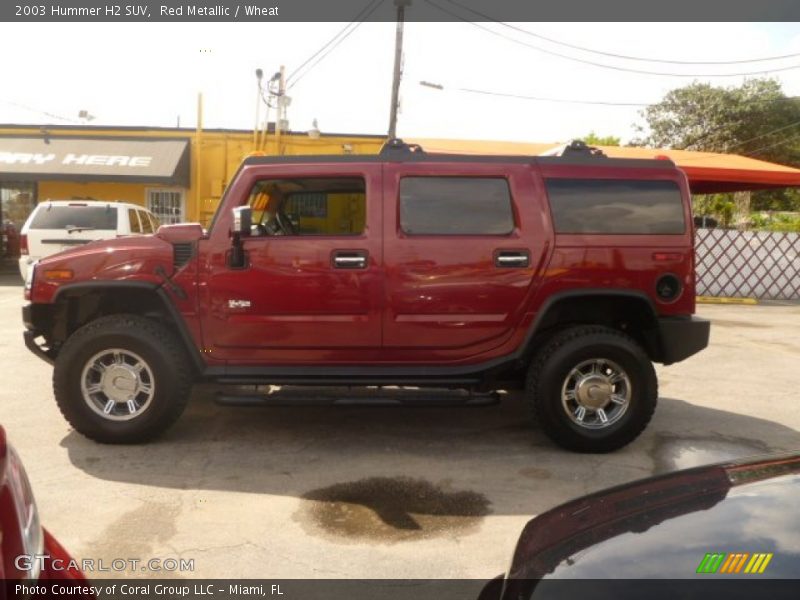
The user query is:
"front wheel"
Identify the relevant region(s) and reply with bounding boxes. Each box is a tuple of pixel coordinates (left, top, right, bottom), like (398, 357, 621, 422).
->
(526, 326, 658, 453)
(53, 315, 193, 444)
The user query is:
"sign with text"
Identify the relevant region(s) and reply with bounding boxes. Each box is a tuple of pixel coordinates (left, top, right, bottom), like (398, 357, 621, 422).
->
(0, 137, 190, 184)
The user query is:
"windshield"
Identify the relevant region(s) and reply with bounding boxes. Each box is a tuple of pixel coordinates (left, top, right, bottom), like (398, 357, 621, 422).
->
(30, 206, 117, 230)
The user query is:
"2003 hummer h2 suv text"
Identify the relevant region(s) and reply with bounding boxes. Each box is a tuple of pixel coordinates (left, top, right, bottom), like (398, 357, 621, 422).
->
(22, 140, 710, 452)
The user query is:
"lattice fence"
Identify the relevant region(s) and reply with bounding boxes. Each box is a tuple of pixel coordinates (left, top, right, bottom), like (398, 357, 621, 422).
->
(695, 229, 800, 300)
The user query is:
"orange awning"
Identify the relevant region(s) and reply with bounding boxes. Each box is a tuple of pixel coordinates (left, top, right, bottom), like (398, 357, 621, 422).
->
(408, 138, 800, 194)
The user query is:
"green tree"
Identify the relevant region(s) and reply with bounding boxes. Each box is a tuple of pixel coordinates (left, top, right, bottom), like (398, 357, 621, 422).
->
(634, 78, 800, 212)
(581, 132, 621, 146)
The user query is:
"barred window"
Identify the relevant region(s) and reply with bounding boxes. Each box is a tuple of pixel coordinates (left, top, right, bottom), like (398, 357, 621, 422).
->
(147, 189, 185, 225)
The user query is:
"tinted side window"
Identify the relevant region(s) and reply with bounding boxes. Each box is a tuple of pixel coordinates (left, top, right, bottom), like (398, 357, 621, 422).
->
(30, 206, 116, 230)
(399, 177, 514, 235)
(138, 210, 154, 233)
(128, 209, 142, 233)
(545, 179, 685, 234)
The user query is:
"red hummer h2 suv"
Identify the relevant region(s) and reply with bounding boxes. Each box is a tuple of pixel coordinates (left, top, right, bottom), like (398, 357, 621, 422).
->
(22, 140, 709, 453)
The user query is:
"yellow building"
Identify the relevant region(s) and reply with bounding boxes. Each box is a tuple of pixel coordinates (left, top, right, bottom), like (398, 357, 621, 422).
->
(0, 124, 385, 245)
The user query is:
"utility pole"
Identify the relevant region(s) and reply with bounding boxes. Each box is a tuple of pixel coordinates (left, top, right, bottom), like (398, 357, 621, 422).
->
(388, 0, 411, 140)
(195, 92, 204, 223)
(275, 65, 286, 155)
(253, 68, 263, 147)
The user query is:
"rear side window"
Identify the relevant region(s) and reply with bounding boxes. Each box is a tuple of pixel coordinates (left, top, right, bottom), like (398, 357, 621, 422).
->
(128, 209, 142, 233)
(399, 177, 514, 235)
(138, 210, 154, 233)
(545, 179, 685, 234)
(147, 212, 160, 231)
(30, 205, 116, 230)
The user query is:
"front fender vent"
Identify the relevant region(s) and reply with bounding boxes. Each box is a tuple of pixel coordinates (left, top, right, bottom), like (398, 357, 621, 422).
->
(173, 242, 195, 268)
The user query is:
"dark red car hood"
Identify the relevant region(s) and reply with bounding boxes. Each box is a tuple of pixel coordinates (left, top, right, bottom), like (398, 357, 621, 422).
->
(505, 454, 800, 584)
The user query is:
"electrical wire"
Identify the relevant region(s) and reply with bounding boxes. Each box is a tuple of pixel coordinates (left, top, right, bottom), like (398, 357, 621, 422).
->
(0, 99, 78, 123)
(424, 0, 800, 78)
(743, 131, 800, 157)
(656, 107, 800, 156)
(420, 81, 800, 158)
(723, 119, 800, 152)
(434, 85, 650, 107)
(286, 0, 385, 89)
(441, 0, 800, 66)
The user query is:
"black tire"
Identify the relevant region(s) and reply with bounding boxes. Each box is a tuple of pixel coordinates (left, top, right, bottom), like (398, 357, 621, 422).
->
(526, 326, 658, 453)
(53, 314, 193, 444)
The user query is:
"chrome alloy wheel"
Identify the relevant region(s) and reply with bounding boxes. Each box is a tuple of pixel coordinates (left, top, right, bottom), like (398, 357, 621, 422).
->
(80, 349, 156, 421)
(561, 358, 631, 430)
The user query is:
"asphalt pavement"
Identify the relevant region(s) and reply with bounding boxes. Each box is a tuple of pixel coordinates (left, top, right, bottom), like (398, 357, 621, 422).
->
(1, 279, 799, 579)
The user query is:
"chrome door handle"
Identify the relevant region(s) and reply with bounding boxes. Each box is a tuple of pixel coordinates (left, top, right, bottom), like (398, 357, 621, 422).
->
(332, 251, 368, 269)
(495, 250, 530, 268)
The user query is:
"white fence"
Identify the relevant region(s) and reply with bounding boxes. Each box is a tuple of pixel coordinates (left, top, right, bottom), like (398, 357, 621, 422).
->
(695, 229, 800, 300)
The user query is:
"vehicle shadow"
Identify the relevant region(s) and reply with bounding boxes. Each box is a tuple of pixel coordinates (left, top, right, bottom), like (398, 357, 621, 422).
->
(60, 387, 800, 528)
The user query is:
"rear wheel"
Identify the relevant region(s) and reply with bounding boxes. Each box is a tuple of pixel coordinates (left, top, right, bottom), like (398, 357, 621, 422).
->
(53, 315, 193, 444)
(526, 326, 657, 453)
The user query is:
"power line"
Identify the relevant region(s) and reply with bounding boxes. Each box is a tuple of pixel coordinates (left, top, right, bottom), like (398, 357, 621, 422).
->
(0, 99, 78, 123)
(424, 0, 800, 78)
(724, 119, 800, 152)
(653, 101, 800, 155)
(420, 81, 800, 158)
(425, 84, 650, 107)
(743, 131, 800, 157)
(442, 0, 800, 66)
(659, 120, 800, 163)
(286, 0, 381, 82)
(286, 0, 385, 89)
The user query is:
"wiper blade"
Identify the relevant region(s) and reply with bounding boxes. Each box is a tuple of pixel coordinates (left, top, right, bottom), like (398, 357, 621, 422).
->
(66, 226, 95, 233)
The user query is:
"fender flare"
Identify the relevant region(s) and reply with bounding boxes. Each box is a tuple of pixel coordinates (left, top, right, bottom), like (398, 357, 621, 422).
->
(52, 281, 205, 373)
(518, 289, 661, 361)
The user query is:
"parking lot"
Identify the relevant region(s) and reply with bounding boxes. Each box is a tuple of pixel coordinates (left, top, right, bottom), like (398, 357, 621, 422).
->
(1, 275, 799, 579)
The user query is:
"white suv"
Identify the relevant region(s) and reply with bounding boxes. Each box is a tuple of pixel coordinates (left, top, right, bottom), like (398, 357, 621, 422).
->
(18, 200, 161, 279)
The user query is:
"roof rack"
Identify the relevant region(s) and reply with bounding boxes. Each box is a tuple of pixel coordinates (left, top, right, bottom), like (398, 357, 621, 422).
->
(539, 139, 607, 158)
(379, 138, 426, 158)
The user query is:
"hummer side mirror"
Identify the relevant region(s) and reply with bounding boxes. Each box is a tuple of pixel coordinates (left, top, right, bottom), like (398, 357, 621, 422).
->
(232, 206, 252, 236)
(229, 206, 252, 269)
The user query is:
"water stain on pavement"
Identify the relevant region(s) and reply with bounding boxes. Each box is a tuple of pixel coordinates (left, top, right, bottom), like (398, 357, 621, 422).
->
(518, 467, 552, 479)
(296, 477, 491, 543)
(650, 434, 772, 474)
(87, 500, 182, 577)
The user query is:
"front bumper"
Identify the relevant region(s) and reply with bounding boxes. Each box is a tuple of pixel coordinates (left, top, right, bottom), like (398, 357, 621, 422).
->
(22, 304, 54, 365)
(19, 256, 33, 280)
(657, 316, 710, 364)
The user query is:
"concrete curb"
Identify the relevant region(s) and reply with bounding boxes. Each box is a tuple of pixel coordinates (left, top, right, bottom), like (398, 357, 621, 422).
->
(696, 296, 758, 305)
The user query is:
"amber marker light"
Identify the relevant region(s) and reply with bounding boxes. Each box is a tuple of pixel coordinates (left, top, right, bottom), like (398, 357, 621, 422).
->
(43, 269, 74, 281)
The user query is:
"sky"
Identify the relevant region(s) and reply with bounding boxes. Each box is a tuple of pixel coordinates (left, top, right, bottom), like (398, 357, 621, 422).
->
(1, 21, 800, 144)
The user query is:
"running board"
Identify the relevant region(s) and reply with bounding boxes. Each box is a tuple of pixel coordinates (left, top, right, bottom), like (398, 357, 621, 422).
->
(214, 388, 501, 408)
